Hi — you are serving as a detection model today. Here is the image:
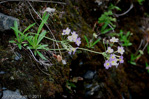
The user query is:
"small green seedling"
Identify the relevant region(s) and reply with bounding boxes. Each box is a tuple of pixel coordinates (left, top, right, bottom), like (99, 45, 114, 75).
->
(9, 21, 35, 49)
(108, 3, 121, 11)
(98, 10, 116, 34)
(119, 30, 132, 47)
(10, 12, 50, 60)
(26, 12, 50, 60)
(84, 33, 101, 48)
(137, 0, 144, 5)
(128, 50, 144, 65)
(66, 80, 76, 93)
(98, 3, 121, 34)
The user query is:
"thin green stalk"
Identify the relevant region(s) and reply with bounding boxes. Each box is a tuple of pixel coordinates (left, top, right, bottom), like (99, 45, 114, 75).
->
(45, 36, 63, 42)
(78, 48, 102, 54)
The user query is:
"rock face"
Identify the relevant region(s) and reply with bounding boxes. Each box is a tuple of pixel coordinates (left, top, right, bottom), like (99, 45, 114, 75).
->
(2, 89, 27, 99)
(0, 13, 19, 31)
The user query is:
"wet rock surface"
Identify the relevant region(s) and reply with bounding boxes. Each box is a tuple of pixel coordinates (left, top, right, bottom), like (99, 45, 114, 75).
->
(2, 89, 26, 99)
(0, 0, 149, 98)
(0, 13, 19, 31)
(84, 70, 96, 80)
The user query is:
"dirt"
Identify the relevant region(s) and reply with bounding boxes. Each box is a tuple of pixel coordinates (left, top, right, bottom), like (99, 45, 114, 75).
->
(0, 0, 149, 99)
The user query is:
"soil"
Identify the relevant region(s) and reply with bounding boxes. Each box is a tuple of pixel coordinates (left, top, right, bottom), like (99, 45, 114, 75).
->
(0, 0, 149, 99)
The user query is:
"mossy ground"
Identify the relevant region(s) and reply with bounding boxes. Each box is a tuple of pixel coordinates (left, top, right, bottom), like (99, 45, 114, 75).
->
(0, 0, 149, 98)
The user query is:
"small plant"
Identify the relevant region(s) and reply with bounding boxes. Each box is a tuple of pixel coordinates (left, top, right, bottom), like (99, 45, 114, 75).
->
(129, 54, 137, 65)
(9, 21, 35, 49)
(137, 0, 144, 5)
(98, 3, 121, 34)
(119, 30, 132, 47)
(84, 33, 101, 48)
(98, 10, 116, 34)
(108, 3, 121, 11)
(10, 12, 49, 60)
(26, 13, 50, 60)
(65, 80, 76, 92)
(128, 50, 144, 65)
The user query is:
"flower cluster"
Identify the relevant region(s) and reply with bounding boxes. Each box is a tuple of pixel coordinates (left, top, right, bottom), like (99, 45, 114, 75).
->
(62, 27, 81, 54)
(104, 37, 125, 69)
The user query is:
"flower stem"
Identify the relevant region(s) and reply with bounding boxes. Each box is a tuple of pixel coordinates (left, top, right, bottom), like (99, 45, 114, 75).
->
(78, 47, 102, 54)
(45, 36, 62, 42)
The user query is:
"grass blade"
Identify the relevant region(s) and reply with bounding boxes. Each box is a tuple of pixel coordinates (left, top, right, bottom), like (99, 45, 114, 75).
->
(84, 35, 89, 46)
(37, 44, 48, 50)
(37, 51, 47, 60)
(37, 13, 49, 34)
(91, 38, 101, 47)
(101, 28, 112, 34)
(23, 23, 36, 34)
(13, 21, 19, 38)
(37, 30, 47, 45)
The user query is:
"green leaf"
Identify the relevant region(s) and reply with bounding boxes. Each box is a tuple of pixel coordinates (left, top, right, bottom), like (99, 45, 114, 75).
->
(109, 32, 119, 36)
(42, 12, 47, 20)
(69, 82, 76, 88)
(101, 28, 112, 34)
(101, 23, 108, 32)
(137, 0, 144, 5)
(18, 44, 22, 50)
(126, 31, 130, 37)
(127, 43, 132, 46)
(66, 81, 76, 88)
(23, 23, 36, 34)
(11, 27, 24, 37)
(130, 61, 136, 65)
(9, 40, 16, 43)
(91, 38, 101, 47)
(26, 36, 34, 46)
(115, 6, 121, 11)
(37, 51, 47, 60)
(37, 30, 47, 45)
(13, 21, 19, 38)
(136, 54, 141, 60)
(34, 51, 37, 56)
(37, 44, 48, 50)
(130, 54, 135, 61)
(23, 43, 28, 46)
(139, 50, 144, 55)
(145, 62, 149, 67)
(33, 36, 38, 47)
(84, 35, 89, 46)
(37, 13, 49, 34)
